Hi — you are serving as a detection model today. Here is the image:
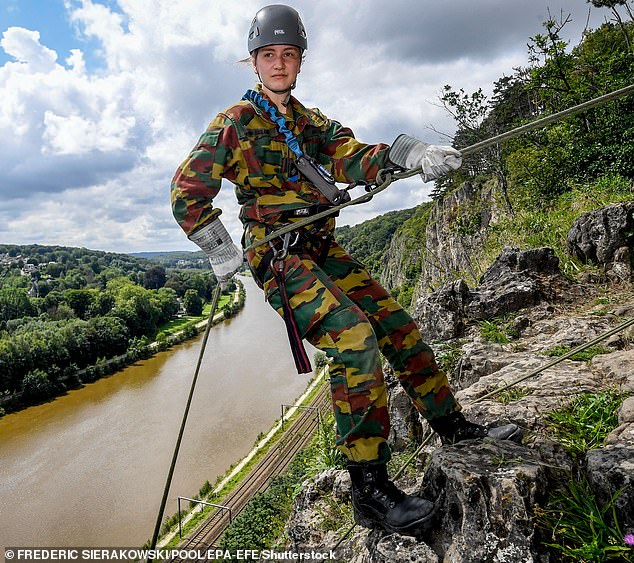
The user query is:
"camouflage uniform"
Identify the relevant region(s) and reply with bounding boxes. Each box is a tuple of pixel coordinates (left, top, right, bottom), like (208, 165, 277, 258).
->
(171, 86, 459, 464)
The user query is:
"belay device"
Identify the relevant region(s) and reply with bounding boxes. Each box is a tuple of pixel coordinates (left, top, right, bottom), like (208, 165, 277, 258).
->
(243, 89, 351, 205)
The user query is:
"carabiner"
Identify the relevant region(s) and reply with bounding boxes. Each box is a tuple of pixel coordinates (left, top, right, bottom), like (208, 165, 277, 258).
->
(272, 232, 292, 263)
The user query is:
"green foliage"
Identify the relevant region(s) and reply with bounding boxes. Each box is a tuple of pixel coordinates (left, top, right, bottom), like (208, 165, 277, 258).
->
(183, 289, 203, 317)
(484, 173, 634, 278)
(313, 351, 328, 370)
(335, 207, 417, 277)
(219, 412, 345, 553)
(435, 342, 464, 376)
(314, 494, 355, 536)
(395, 282, 414, 309)
(0, 288, 36, 326)
(546, 389, 630, 457)
(479, 317, 519, 344)
(437, 16, 634, 210)
(453, 211, 483, 237)
(302, 414, 346, 482)
(63, 289, 97, 320)
(159, 510, 187, 537)
(0, 315, 131, 394)
(22, 368, 58, 400)
(489, 385, 534, 405)
(535, 478, 632, 562)
(198, 480, 212, 499)
(0, 245, 217, 406)
(542, 344, 613, 362)
(142, 265, 166, 289)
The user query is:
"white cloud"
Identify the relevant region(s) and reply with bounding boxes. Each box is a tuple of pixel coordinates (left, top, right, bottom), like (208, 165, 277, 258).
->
(43, 109, 136, 155)
(66, 48, 86, 73)
(0, 26, 57, 71)
(0, 0, 613, 252)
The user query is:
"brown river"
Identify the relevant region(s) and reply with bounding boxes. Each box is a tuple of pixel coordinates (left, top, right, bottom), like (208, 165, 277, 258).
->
(0, 276, 315, 548)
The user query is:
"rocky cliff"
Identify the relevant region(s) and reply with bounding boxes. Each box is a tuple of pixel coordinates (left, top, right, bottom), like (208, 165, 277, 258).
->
(380, 180, 500, 299)
(281, 198, 634, 562)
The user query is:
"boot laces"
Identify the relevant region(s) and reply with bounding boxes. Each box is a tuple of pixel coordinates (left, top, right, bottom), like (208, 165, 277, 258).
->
(456, 420, 487, 440)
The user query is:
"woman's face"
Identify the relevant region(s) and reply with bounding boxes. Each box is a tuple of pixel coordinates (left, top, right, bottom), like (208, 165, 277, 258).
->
(252, 44, 301, 93)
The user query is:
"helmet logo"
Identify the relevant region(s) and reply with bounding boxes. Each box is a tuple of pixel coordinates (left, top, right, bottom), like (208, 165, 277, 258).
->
(274, 29, 285, 35)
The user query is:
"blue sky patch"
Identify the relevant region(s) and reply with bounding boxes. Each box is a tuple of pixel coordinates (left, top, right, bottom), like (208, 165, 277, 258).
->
(0, 0, 124, 71)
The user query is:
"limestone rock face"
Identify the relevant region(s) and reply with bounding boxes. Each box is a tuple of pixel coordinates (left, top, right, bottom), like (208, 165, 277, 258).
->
(585, 444, 634, 531)
(591, 349, 634, 391)
(567, 202, 634, 281)
(468, 246, 565, 321)
(419, 440, 560, 563)
(415, 279, 471, 341)
(414, 247, 570, 342)
(585, 396, 634, 531)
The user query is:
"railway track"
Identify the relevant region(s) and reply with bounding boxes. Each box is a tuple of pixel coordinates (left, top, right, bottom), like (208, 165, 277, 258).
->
(167, 383, 331, 561)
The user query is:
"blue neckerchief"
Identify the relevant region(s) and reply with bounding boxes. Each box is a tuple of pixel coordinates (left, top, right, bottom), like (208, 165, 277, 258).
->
(242, 89, 303, 182)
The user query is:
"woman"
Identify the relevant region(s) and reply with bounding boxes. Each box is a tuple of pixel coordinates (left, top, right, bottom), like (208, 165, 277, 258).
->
(171, 4, 518, 537)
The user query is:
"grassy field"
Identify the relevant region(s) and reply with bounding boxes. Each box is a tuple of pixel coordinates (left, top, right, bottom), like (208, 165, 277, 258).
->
(157, 293, 232, 336)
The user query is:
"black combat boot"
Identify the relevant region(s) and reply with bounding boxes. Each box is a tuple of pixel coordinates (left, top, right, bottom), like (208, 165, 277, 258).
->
(347, 462, 436, 536)
(429, 411, 520, 444)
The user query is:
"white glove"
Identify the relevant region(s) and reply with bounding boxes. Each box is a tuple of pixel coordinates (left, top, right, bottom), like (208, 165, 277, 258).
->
(188, 218, 243, 288)
(389, 134, 462, 182)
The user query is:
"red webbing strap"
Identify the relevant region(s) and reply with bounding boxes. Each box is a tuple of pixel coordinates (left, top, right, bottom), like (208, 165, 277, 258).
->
(273, 264, 312, 374)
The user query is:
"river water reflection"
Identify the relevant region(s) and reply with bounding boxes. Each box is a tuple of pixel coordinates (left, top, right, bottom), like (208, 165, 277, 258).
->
(0, 277, 315, 547)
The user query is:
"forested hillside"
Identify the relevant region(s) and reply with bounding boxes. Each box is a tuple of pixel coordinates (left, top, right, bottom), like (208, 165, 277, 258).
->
(334, 207, 417, 278)
(0, 244, 233, 408)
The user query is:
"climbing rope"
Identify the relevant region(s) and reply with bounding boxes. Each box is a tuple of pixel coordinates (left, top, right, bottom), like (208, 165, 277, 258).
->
(148, 283, 223, 559)
(244, 82, 634, 254)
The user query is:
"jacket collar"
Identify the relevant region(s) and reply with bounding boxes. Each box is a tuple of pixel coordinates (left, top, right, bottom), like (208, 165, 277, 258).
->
(248, 84, 313, 134)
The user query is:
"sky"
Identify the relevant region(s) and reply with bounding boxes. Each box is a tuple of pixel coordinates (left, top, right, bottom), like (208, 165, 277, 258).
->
(0, 0, 613, 253)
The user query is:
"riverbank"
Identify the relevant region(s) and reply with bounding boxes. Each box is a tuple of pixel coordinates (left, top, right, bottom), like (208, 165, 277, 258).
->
(0, 280, 245, 416)
(0, 276, 314, 548)
(156, 364, 329, 547)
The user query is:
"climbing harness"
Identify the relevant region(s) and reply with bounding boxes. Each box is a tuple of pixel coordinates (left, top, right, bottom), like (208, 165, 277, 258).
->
(243, 89, 351, 205)
(149, 83, 634, 553)
(147, 284, 223, 559)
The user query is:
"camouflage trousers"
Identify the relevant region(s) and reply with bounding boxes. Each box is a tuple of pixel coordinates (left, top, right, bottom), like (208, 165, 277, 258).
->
(259, 236, 459, 464)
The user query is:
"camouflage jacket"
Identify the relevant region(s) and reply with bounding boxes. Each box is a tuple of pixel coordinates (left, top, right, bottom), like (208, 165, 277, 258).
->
(171, 86, 391, 243)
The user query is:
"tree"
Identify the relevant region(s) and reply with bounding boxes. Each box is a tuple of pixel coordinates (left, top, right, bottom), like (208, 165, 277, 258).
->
(438, 84, 514, 212)
(62, 268, 87, 290)
(183, 289, 203, 316)
(63, 289, 96, 320)
(88, 317, 129, 358)
(588, 0, 634, 52)
(164, 273, 187, 296)
(107, 277, 161, 336)
(89, 292, 115, 317)
(143, 265, 166, 290)
(22, 368, 57, 400)
(0, 288, 36, 325)
(153, 287, 180, 324)
(314, 351, 329, 370)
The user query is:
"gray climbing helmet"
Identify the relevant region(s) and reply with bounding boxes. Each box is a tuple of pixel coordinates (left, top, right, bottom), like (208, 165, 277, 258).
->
(247, 5, 308, 54)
